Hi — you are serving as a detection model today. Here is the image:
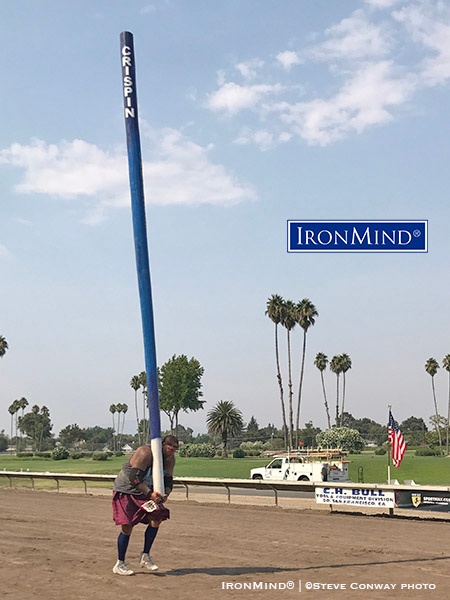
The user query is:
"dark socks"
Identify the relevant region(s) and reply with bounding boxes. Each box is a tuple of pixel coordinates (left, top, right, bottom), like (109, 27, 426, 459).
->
(143, 525, 159, 554)
(117, 532, 130, 561)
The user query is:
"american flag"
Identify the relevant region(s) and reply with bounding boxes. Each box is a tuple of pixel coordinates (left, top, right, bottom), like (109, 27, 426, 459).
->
(388, 409, 406, 467)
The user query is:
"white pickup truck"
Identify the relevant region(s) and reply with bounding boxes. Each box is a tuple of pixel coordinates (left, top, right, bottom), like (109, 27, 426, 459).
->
(250, 450, 350, 483)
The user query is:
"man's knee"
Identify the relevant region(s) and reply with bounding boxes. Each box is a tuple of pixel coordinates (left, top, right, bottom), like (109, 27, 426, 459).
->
(121, 524, 133, 535)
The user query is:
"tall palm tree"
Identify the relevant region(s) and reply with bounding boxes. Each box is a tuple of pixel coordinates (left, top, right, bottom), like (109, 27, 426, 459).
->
(265, 294, 287, 449)
(281, 299, 296, 449)
(8, 401, 17, 452)
(339, 354, 352, 426)
(130, 375, 141, 444)
(294, 298, 318, 444)
(314, 352, 331, 428)
(330, 355, 343, 426)
(17, 397, 28, 453)
(206, 400, 244, 459)
(442, 354, 450, 455)
(109, 404, 117, 451)
(0, 335, 8, 358)
(425, 357, 442, 455)
(139, 371, 148, 439)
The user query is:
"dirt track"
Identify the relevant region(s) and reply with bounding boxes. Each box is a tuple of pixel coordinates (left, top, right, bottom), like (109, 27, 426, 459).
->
(1, 488, 449, 600)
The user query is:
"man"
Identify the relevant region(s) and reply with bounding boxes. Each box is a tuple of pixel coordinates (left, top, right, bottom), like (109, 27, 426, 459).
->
(112, 435, 179, 575)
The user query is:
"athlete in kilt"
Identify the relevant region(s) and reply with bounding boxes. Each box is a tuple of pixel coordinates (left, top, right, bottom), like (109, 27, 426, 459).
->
(112, 435, 179, 575)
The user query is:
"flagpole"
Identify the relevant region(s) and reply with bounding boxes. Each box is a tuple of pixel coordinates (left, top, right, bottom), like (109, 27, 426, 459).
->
(387, 404, 392, 484)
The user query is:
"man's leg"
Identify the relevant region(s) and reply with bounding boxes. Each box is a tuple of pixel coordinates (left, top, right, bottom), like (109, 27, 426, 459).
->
(140, 522, 160, 571)
(113, 525, 134, 576)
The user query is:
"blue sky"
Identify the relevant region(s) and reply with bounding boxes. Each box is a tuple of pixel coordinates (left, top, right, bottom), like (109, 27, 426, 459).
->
(1, 0, 449, 438)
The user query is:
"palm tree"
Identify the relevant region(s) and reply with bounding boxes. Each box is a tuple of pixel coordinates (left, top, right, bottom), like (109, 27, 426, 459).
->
(330, 355, 343, 426)
(265, 294, 287, 449)
(314, 352, 331, 428)
(206, 400, 244, 459)
(16, 397, 28, 452)
(109, 404, 117, 451)
(294, 298, 318, 444)
(130, 375, 141, 444)
(281, 299, 297, 449)
(425, 357, 442, 455)
(442, 354, 450, 455)
(0, 335, 8, 358)
(139, 371, 148, 439)
(8, 401, 17, 453)
(339, 354, 352, 426)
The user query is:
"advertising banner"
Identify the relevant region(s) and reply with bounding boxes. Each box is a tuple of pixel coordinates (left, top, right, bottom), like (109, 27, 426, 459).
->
(316, 487, 395, 508)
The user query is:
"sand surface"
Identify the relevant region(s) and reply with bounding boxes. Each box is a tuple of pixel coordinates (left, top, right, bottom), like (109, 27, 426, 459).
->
(1, 488, 449, 600)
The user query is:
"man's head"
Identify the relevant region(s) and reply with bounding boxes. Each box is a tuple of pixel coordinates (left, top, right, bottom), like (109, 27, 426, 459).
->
(162, 435, 179, 457)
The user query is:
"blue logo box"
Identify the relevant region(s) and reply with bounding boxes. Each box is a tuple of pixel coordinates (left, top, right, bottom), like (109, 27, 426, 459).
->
(287, 220, 428, 253)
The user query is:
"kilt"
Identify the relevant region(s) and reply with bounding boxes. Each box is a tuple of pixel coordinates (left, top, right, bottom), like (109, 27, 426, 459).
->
(112, 491, 170, 526)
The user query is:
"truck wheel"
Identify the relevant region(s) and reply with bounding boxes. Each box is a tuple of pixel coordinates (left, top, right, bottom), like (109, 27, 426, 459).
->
(252, 474, 263, 480)
(297, 475, 310, 482)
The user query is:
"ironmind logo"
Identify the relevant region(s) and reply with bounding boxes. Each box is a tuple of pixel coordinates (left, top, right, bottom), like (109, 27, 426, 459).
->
(287, 220, 427, 253)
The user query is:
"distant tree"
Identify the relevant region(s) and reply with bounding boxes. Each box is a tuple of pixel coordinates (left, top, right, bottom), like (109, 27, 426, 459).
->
(314, 352, 331, 428)
(400, 416, 427, 446)
(298, 421, 321, 448)
(281, 299, 297, 449)
(130, 375, 142, 444)
(82, 426, 114, 448)
(0, 431, 8, 452)
(245, 416, 260, 440)
(158, 354, 205, 435)
(443, 354, 450, 455)
(294, 298, 318, 445)
(139, 371, 148, 438)
(316, 427, 365, 453)
(339, 354, 352, 426)
(206, 400, 244, 459)
(109, 404, 117, 451)
(8, 401, 17, 452)
(58, 424, 84, 449)
(330, 355, 343, 426)
(17, 397, 28, 452)
(425, 357, 442, 455)
(0, 335, 8, 358)
(18, 404, 53, 452)
(265, 294, 288, 449)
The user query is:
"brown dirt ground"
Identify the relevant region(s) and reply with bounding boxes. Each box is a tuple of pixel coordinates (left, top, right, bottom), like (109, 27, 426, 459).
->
(1, 488, 449, 600)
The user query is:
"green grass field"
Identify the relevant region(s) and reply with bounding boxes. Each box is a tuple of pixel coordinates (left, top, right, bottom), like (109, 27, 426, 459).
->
(0, 451, 448, 486)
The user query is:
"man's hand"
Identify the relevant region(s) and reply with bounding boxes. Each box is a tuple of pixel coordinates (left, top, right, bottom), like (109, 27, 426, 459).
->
(150, 491, 164, 504)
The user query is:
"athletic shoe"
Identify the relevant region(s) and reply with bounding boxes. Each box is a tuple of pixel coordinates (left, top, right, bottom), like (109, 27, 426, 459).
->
(112, 560, 135, 576)
(139, 553, 159, 571)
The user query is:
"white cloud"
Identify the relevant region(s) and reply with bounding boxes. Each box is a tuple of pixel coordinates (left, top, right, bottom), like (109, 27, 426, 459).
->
(234, 128, 292, 151)
(0, 131, 257, 223)
(276, 51, 301, 71)
(365, 0, 402, 9)
(393, 3, 450, 86)
(205, 82, 283, 115)
(273, 61, 417, 146)
(311, 10, 392, 61)
(235, 58, 265, 80)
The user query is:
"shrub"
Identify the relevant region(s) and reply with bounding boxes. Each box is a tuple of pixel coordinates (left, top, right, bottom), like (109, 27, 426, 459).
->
(374, 447, 387, 455)
(415, 447, 439, 456)
(52, 446, 69, 460)
(92, 451, 109, 461)
(70, 452, 83, 459)
(179, 443, 216, 458)
(17, 452, 34, 458)
(316, 427, 366, 453)
(35, 451, 52, 458)
(233, 448, 246, 458)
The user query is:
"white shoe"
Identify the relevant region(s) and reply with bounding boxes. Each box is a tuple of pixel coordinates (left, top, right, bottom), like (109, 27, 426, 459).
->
(113, 560, 135, 576)
(139, 553, 159, 571)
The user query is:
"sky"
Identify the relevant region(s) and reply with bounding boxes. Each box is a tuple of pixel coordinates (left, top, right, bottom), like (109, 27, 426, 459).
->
(0, 0, 449, 438)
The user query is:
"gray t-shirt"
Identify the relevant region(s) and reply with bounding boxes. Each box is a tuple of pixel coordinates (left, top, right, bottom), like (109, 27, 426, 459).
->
(113, 459, 154, 495)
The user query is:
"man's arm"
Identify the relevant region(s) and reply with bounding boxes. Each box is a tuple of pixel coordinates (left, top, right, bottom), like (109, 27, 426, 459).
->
(129, 446, 154, 498)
